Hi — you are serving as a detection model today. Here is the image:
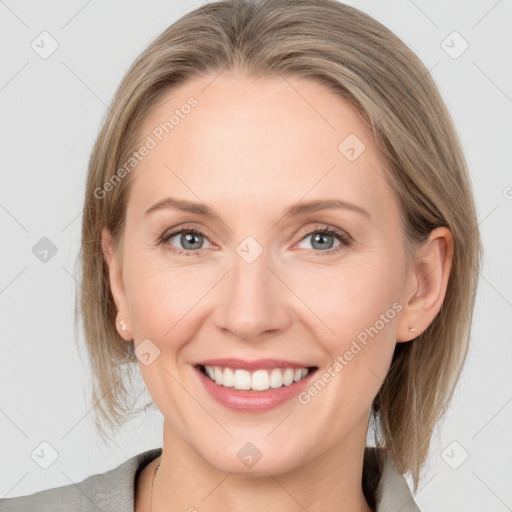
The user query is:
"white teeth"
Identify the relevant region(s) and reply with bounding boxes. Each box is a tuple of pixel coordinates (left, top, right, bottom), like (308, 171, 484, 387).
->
(223, 367, 234, 387)
(251, 370, 269, 391)
(282, 368, 295, 386)
(294, 368, 307, 382)
(269, 368, 283, 388)
(202, 365, 311, 391)
(234, 369, 251, 390)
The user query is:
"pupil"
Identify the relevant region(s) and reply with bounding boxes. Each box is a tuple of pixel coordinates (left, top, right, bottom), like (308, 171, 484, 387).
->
(183, 233, 201, 249)
(313, 233, 333, 250)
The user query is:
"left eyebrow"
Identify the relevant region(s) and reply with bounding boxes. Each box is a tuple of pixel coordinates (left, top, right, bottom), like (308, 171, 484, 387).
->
(283, 199, 370, 220)
(144, 197, 370, 220)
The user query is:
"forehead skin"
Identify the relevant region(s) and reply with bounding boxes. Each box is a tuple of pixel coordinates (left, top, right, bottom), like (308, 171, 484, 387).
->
(125, 71, 403, 256)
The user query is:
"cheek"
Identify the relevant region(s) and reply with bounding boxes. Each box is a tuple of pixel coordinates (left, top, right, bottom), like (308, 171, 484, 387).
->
(298, 256, 403, 335)
(122, 227, 406, 358)
(300, 267, 402, 416)
(122, 251, 212, 342)
(293, 250, 405, 376)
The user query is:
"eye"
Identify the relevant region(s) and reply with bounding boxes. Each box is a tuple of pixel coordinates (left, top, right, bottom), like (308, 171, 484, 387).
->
(160, 226, 212, 256)
(295, 225, 352, 254)
(159, 224, 352, 256)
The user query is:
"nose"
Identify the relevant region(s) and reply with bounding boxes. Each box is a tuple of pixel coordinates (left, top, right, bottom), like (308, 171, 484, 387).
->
(212, 247, 292, 342)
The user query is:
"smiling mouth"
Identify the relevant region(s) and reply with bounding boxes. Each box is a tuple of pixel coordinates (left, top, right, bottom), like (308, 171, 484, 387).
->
(196, 364, 318, 392)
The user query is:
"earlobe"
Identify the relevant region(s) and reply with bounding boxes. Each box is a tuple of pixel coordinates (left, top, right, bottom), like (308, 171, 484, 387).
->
(101, 226, 133, 341)
(397, 227, 454, 343)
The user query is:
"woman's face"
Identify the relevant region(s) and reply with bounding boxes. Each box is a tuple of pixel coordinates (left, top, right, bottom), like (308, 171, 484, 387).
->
(106, 72, 417, 475)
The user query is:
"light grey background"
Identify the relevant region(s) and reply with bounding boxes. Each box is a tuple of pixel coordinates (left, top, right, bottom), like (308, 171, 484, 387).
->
(1, 1, 511, 510)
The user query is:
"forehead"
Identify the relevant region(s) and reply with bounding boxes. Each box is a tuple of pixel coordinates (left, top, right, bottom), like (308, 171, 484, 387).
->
(127, 72, 399, 226)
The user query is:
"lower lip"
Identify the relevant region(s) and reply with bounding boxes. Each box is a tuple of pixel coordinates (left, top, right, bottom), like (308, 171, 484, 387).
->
(195, 366, 317, 412)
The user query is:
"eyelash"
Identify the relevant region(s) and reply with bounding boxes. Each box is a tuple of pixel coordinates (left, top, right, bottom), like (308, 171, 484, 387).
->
(158, 224, 352, 257)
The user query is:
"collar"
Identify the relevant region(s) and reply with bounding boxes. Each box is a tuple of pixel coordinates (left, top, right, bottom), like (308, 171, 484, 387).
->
(128, 447, 420, 512)
(0, 446, 420, 511)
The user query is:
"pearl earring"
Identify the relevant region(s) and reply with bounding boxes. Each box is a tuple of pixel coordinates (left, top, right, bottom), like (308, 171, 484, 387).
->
(408, 323, 415, 332)
(119, 320, 127, 332)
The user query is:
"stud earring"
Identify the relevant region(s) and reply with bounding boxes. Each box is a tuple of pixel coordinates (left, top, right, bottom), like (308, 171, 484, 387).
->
(408, 323, 415, 333)
(119, 319, 127, 332)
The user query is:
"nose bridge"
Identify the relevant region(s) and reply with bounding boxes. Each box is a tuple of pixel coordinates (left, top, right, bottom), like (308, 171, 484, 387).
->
(214, 239, 291, 340)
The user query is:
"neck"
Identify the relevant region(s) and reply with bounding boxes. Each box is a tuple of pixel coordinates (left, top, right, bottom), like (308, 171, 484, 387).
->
(150, 420, 373, 512)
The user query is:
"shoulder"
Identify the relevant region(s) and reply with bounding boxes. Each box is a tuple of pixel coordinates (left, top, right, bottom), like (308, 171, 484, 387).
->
(0, 448, 162, 512)
(1, 446, 419, 511)
(364, 447, 421, 512)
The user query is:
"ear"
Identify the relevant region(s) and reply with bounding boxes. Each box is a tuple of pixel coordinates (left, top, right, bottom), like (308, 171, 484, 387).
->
(397, 226, 454, 343)
(101, 226, 133, 340)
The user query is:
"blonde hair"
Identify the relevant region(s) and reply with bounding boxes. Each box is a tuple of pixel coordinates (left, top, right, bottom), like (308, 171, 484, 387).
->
(78, 0, 482, 490)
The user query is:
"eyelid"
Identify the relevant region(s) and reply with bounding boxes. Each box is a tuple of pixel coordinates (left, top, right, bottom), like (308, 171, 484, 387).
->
(159, 223, 215, 254)
(159, 222, 352, 255)
(295, 223, 353, 244)
(292, 224, 353, 255)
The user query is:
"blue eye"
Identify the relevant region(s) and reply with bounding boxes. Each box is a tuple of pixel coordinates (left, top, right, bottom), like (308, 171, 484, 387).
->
(159, 225, 352, 256)
(160, 228, 212, 256)
(296, 227, 351, 253)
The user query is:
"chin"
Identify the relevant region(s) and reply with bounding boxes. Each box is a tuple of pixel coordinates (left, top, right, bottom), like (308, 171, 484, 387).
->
(195, 437, 306, 477)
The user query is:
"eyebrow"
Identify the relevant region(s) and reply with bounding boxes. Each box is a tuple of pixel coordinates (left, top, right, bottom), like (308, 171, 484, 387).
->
(145, 197, 370, 220)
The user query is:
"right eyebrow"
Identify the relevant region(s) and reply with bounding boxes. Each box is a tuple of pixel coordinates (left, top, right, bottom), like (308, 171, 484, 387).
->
(145, 197, 215, 217)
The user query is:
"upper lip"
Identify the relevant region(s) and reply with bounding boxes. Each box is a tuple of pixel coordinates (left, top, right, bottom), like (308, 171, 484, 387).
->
(195, 358, 316, 371)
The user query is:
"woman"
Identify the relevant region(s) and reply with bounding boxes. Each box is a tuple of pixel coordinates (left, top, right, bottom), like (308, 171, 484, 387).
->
(0, 0, 482, 511)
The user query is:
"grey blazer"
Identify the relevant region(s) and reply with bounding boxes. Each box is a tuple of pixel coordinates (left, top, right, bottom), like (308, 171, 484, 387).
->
(0, 447, 420, 511)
